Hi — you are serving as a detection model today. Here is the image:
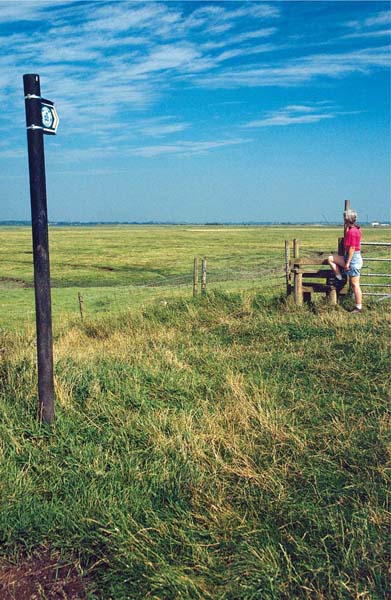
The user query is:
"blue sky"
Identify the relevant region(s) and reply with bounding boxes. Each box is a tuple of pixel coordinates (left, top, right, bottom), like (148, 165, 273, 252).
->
(0, 0, 390, 223)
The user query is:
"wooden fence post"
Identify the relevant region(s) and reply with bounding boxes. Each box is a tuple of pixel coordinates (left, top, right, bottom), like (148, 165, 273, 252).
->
(285, 240, 291, 295)
(293, 238, 299, 260)
(328, 287, 337, 306)
(193, 257, 199, 297)
(339, 198, 351, 255)
(294, 270, 303, 306)
(78, 292, 84, 320)
(201, 257, 207, 295)
(293, 239, 303, 305)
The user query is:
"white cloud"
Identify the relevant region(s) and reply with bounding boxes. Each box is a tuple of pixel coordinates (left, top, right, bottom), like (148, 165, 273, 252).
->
(232, 28, 277, 43)
(196, 46, 391, 88)
(343, 28, 391, 40)
(243, 104, 357, 128)
(216, 43, 279, 63)
(126, 44, 202, 78)
(347, 10, 391, 29)
(0, 1, 388, 164)
(182, 2, 279, 35)
(139, 122, 189, 137)
(344, 9, 391, 39)
(86, 2, 172, 32)
(130, 138, 250, 157)
(0, 1, 59, 24)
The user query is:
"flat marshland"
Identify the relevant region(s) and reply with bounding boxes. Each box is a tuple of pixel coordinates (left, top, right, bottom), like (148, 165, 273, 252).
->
(0, 225, 390, 599)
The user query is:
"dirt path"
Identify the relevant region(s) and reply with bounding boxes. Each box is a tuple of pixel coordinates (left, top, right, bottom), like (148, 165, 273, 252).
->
(0, 551, 90, 599)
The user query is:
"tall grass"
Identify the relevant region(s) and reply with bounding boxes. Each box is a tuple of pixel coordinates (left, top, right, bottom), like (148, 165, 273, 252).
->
(0, 291, 389, 598)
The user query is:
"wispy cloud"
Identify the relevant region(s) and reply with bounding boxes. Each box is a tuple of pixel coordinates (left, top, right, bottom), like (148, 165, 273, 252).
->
(129, 138, 250, 157)
(0, 1, 389, 165)
(342, 28, 391, 40)
(196, 46, 390, 88)
(244, 104, 336, 128)
(0, 1, 64, 23)
(137, 118, 189, 137)
(343, 8, 391, 39)
(346, 10, 391, 29)
(244, 103, 362, 129)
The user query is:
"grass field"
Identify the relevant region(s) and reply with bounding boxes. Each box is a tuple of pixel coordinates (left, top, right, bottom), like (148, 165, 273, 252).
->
(0, 224, 390, 330)
(0, 225, 390, 598)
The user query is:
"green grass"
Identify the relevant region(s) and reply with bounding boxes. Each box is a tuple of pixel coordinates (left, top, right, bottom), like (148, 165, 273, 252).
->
(0, 290, 390, 599)
(1, 224, 390, 330)
(0, 226, 390, 597)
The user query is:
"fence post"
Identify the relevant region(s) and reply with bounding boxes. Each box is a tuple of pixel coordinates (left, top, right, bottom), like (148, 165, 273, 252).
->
(193, 257, 199, 297)
(201, 257, 207, 295)
(329, 287, 337, 305)
(78, 292, 84, 320)
(293, 239, 303, 305)
(284, 240, 291, 295)
(293, 238, 299, 260)
(294, 270, 303, 306)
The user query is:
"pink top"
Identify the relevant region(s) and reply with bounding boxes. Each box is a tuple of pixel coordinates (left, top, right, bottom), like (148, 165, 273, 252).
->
(344, 226, 361, 251)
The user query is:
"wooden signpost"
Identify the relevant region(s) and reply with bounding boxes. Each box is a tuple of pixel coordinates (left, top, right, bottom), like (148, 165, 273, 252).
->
(23, 74, 59, 425)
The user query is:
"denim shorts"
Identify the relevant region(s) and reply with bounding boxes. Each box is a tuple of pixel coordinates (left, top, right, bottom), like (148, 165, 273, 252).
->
(344, 251, 363, 277)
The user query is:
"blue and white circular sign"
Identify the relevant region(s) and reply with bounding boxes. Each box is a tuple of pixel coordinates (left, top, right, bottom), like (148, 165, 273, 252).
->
(42, 105, 54, 128)
(40, 99, 59, 135)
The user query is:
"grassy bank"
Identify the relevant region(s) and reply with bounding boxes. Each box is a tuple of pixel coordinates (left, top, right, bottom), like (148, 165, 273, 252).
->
(0, 291, 389, 598)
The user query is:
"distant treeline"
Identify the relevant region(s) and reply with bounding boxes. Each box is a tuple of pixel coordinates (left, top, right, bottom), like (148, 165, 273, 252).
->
(0, 220, 387, 227)
(0, 220, 344, 227)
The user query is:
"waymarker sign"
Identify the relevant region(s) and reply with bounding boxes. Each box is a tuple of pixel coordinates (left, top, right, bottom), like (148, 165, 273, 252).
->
(41, 99, 59, 135)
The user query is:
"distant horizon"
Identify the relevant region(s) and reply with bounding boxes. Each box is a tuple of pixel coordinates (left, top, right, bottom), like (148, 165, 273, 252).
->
(1, 220, 390, 227)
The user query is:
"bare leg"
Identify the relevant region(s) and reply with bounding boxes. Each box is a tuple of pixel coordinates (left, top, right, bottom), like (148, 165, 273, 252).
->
(350, 276, 362, 307)
(327, 253, 346, 277)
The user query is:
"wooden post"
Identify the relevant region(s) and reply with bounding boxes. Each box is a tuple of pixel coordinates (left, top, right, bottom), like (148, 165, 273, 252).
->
(344, 199, 350, 223)
(293, 239, 303, 305)
(340, 199, 351, 253)
(23, 74, 55, 425)
(293, 238, 299, 259)
(329, 287, 337, 305)
(78, 292, 84, 320)
(193, 257, 198, 297)
(201, 257, 207, 295)
(284, 240, 291, 295)
(294, 270, 303, 306)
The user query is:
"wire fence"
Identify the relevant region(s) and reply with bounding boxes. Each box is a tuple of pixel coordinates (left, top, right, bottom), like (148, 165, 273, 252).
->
(10, 261, 286, 327)
(3, 242, 390, 330)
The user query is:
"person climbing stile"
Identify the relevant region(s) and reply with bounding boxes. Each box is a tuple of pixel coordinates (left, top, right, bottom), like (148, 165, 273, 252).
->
(327, 209, 363, 313)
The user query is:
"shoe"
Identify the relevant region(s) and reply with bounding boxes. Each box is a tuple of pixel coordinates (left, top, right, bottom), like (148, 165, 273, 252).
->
(350, 307, 362, 314)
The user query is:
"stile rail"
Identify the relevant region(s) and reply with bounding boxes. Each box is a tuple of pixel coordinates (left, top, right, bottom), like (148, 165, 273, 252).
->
(361, 242, 391, 246)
